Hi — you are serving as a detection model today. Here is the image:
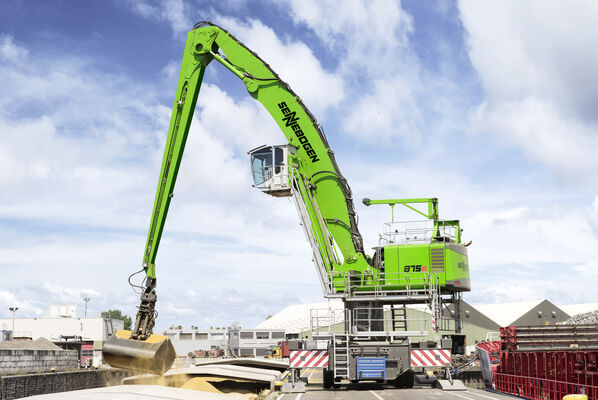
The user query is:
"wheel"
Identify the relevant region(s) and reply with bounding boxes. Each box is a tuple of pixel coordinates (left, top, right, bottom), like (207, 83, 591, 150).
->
(323, 369, 335, 389)
(394, 369, 414, 388)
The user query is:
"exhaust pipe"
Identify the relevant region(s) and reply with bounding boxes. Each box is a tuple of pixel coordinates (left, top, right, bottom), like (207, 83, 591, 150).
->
(103, 330, 176, 375)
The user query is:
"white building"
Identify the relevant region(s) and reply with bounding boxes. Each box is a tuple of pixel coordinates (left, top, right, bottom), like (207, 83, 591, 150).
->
(163, 326, 285, 357)
(0, 316, 123, 342)
(0, 305, 124, 366)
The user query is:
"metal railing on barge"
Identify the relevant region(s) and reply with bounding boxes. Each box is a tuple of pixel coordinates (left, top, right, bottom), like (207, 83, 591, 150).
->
(478, 324, 598, 400)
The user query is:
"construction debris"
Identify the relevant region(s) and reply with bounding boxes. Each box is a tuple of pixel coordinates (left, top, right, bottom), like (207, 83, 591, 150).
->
(558, 310, 598, 325)
(451, 354, 474, 369)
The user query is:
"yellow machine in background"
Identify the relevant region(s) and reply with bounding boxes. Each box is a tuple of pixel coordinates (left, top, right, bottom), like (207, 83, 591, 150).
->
(264, 345, 282, 359)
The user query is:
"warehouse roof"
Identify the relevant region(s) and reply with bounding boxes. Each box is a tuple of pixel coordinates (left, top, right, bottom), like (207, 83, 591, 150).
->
(258, 299, 598, 333)
(559, 303, 598, 316)
(471, 299, 575, 327)
(468, 300, 546, 327)
(254, 300, 344, 333)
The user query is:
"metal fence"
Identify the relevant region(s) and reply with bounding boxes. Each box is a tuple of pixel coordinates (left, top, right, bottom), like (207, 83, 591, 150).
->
(310, 306, 429, 338)
(336, 271, 440, 296)
(494, 373, 598, 400)
(382, 220, 458, 244)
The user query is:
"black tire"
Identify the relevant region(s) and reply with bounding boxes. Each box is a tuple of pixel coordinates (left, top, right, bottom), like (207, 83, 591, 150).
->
(323, 369, 335, 389)
(394, 369, 415, 388)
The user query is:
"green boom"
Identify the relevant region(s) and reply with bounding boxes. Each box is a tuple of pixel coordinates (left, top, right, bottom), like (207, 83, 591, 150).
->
(142, 22, 371, 282)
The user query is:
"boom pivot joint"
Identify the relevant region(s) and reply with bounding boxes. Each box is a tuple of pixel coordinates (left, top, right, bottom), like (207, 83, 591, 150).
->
(131, 277, 157, 340)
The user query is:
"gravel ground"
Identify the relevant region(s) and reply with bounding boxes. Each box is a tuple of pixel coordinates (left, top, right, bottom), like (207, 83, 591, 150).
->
(0, 337, 63, 350)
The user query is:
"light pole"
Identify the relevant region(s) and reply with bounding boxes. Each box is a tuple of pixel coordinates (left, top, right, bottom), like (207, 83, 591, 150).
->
(82, 298, 90, 317)
(8, 307, 18, 337)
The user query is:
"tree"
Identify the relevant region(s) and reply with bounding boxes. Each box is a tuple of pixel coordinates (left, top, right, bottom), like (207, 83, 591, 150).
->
(101, 309, 132, 330)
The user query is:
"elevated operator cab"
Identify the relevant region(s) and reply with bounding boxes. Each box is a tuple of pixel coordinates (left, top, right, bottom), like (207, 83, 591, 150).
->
(248, 144, 295, 197)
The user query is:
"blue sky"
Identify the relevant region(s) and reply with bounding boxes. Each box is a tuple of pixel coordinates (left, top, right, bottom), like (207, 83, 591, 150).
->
(1, 0, 597, 330)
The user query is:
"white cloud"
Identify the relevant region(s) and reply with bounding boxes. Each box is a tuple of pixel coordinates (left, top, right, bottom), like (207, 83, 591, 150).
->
(346, 158, 598, 306)
(278, 0, 413, 76)
(0, 290, 43, 322)
(343, 75, 421, 143)
(471, 98, 598, 177)
(459, 0, 598, 178)
(588, 196, 598, 238)
(4, 2, 598, 328)
(0, 291, 19, 308)
(0, 31, 325, 327)
(273, 0, 464, 144)
(0, 283, 102, 320)
(41, 282, 100, 305)
(0, 35, 28, 64)
(128, 0, 193, 36)
(210, 16, 344, 114)
(161, 0, 193, 34)
(0, 35, 173, 229)
(133, 1, 426, 143)
(466, 205, 597, 270)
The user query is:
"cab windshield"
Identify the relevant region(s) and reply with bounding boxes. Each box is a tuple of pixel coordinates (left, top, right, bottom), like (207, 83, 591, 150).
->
(250, 147, 273, 186)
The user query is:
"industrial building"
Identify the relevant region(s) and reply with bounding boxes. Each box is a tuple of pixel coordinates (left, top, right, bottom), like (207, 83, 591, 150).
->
(256, 300, 493, 354)
(256, 299, 594, 355)
(0, 304, 124, 367)
(471, 299, 570, 327)
(162, 326, 286, 357)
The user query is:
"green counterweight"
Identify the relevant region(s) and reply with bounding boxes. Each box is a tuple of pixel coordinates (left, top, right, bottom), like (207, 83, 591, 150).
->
(363, 198, 471, 294)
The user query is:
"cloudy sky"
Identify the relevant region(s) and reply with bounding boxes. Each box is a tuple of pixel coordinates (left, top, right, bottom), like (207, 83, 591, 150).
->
(1, 0, 597, 330)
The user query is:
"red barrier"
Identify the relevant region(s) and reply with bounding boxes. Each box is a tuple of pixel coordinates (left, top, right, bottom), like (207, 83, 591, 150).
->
(492, 325, 598, 399)
(477, 341, 501, 363)
(499, 350, 598, 387)
(495, 373, 598, 400)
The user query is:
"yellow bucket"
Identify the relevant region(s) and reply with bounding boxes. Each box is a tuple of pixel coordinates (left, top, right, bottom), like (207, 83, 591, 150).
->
(102, 330, 176, 375)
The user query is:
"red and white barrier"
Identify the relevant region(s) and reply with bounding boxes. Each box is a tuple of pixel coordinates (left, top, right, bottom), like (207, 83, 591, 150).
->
(410, 349, 451, 367)
(289, 350, 329, 368)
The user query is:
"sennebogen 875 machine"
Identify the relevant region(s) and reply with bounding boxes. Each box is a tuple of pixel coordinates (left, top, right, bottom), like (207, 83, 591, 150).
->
(103, 22, 471, 388)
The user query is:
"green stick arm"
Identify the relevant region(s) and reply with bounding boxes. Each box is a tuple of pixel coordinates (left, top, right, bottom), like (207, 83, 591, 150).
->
(142, 36, 211, 279)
